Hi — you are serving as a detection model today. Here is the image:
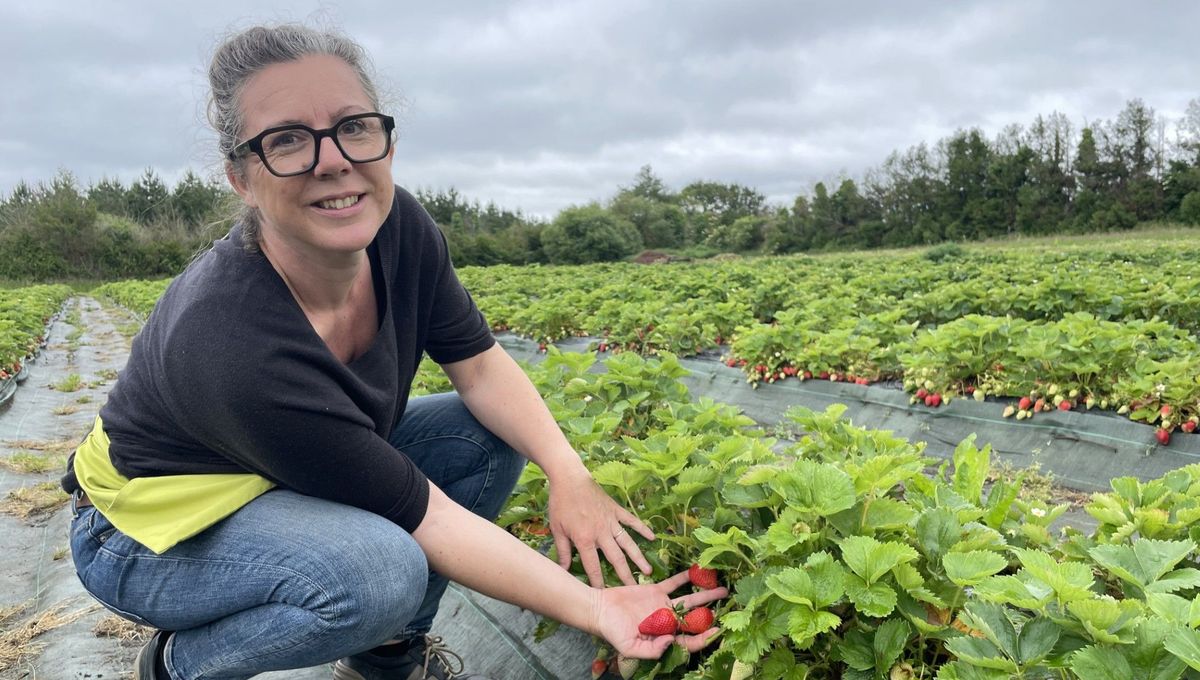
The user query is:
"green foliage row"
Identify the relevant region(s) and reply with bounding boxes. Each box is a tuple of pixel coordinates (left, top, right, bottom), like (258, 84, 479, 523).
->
(99, 280, 1200, 677)
(0, 284, 73, 375)
(404, 349, 1200, 679)
(91, 278, 172, 320)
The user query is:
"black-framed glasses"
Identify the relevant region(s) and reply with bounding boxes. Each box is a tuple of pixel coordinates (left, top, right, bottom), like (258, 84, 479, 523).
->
(228, 112, 396, 177)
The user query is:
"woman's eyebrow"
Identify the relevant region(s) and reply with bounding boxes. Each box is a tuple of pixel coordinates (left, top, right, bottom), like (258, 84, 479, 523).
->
(264, 106, 371, 129)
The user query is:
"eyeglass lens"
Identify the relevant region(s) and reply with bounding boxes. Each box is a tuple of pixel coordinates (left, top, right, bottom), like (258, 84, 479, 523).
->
(261, 116, 389, 175)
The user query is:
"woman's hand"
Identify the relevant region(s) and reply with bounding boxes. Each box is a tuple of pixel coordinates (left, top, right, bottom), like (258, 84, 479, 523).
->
(548, 469, 656, 587)
(592, 569, 728, 659)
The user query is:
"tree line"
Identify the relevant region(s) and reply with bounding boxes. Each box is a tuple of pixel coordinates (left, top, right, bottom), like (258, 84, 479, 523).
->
(434, 97, 1200, 264)
(0, 168, 229, 280)
(3, 97, 1199, 279)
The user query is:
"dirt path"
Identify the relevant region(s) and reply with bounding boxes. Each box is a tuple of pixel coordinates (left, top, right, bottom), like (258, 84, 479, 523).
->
(0, 296, 141, 678)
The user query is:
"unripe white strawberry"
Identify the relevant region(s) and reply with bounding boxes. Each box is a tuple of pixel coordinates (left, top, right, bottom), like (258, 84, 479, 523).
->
(1118, 405, 1130, 415)
(616, 655, 639, 679)
(1002, 405, 1016, 418)
(729, 660, 754, 680)
(974, 390, 986, 402)
(1068, 388, 1079, 399)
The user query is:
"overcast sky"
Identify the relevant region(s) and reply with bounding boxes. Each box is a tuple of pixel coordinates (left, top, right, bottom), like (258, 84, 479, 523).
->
(3, 1, 1198, 218)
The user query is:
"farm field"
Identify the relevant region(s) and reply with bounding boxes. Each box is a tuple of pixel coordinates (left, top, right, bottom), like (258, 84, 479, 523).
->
(3, 230, 1200, 678)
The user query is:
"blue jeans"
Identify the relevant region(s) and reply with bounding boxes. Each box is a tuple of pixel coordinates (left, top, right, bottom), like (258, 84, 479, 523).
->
(70, 392, 525, 679)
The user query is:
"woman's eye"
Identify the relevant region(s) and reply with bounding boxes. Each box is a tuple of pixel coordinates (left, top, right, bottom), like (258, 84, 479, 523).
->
(339, 120, 367, 136)
(266, 131, 307, 151)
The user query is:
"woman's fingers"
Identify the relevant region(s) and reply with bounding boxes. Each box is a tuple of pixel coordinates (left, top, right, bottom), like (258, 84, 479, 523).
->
(578, 545, 606, 588)
(656, 569, 694, 594)
(671, 586, 730, 610)
(554, 533, 573, 571)
(621, 508, 656, 542)
(599, 536, 638, 586)
(675, 627, 721, 653)
(613, 527, 653, 576)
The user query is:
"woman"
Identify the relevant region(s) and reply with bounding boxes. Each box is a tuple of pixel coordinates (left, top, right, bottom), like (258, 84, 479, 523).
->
(61, 23, 723, 680)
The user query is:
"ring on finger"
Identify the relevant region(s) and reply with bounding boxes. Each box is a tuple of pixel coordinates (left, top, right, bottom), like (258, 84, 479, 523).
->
(613, 528, 627, 539)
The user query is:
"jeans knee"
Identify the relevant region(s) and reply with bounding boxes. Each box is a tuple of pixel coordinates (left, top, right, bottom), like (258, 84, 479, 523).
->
(493, 439, 526, 484)
(329, 529, 429, 646)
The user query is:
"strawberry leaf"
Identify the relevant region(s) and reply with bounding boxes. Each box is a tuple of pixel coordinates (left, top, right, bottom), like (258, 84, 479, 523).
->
(767, 459, 856, 517)
(916, 507, 961, 561)
(1165, 625, 1200, 672)
(786, 607, 840, 649)
(972, 575, 1051, 610)
(958, 601, 1019, 660)
(943, 636, 1019, 672)
(872, 618, 910, 671)
(933, 660, 1012, 679)
(1088, 539, 1197, 591)
(951, 434, 991, 506)
(943, 550, 1009, 587)
(844, 573, 898, 618)
(1128, 618, 1188, 680)
(1070, 645, 1134, 680)
(1015, 617, 1060, 665)
(839, 535, 919, 584)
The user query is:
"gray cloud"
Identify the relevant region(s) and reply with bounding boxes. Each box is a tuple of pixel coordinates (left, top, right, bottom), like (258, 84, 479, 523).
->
(2, 1, 1197, 218)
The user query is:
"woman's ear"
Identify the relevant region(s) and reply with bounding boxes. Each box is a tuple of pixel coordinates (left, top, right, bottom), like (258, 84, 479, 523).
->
(225, 163, 256, 208)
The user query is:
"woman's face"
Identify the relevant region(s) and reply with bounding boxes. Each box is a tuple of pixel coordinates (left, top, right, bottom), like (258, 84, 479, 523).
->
(228, 54, 395, 258)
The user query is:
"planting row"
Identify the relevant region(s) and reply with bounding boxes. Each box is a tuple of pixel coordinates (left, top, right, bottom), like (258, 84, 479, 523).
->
(91, 278, 170, 320)
(429, 349, 1200, 679)
(458, 242, 1200, 343)
(96, 274, 1200, 678)
(93, 239, 1200, 442)
(0, 284, 72, 380)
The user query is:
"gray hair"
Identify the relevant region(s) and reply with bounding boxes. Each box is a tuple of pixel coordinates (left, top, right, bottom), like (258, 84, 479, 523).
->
(207, 23, 384, 250)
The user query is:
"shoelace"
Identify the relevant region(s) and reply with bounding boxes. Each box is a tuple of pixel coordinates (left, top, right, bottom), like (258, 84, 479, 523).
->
(420, 635, 466, 678)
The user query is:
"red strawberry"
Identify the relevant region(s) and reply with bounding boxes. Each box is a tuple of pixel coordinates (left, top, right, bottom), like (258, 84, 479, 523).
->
(1034, 398, 1046, 412)
(638, 608, 678, 636)
(1018, 396, 1032, 411)
(725, 359, 737, 367)
(592, 658, 608, 679)
(680, 607, 714, 634)
(819, 371, 830, 379)
(1156, 428, 1171, 446)
(714, 335, 723, 345)
(802, 370, 813, 380)
(1161, 405, 1172, 417)
(965, 385, 975, 394)
(1183, 421, 1198, 433)
(916, 388, 928, 399)
(1058, 400, 1071, 411)
(924, 395, 934, 407)
(598, 343, 608, 352)
(538, 342, 547, 352)
(688, 563, 719, 589)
